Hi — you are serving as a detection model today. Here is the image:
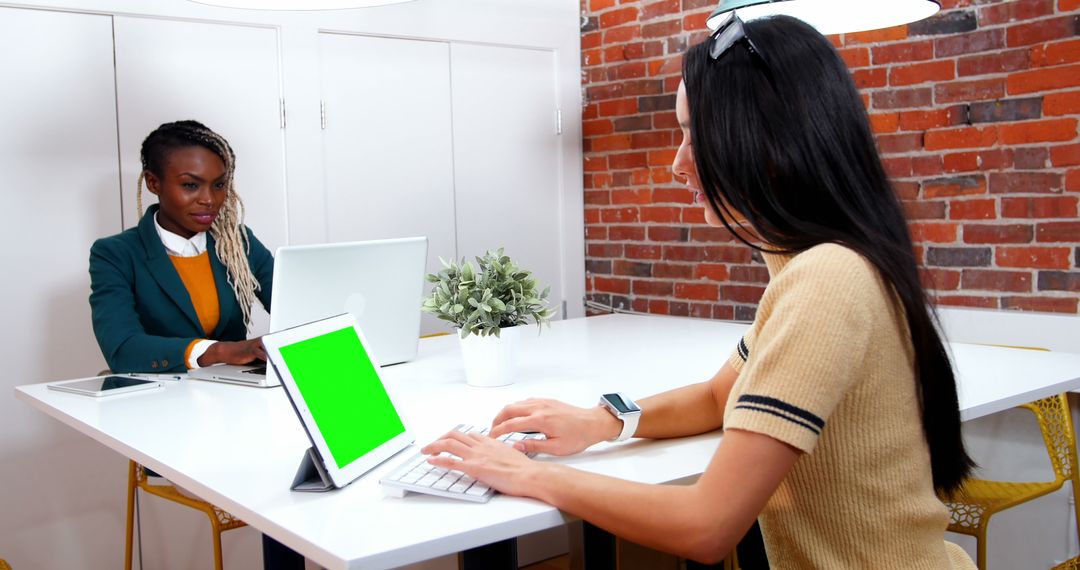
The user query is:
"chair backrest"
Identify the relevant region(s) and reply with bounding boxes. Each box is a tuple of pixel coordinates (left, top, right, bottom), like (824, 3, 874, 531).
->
(1022, 394, 1077, 482)
(0, 558, 11, 570)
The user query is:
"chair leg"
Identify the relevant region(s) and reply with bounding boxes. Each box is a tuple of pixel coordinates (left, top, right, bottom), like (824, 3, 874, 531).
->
(1072, 474, 1080, 555)
(125, 460, 137, 570)
(210, 519, 225, 570)
(976, 532, 987, 570)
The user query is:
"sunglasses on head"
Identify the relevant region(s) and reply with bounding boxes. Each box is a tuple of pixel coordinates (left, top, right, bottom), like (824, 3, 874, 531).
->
(708, 12, 767, 64)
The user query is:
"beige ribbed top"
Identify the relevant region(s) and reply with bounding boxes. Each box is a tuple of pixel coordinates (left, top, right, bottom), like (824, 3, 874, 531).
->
(724, 243, 974, 569)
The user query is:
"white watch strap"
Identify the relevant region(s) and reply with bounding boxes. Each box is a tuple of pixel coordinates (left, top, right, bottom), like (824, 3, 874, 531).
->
(614, 410, 640, 442)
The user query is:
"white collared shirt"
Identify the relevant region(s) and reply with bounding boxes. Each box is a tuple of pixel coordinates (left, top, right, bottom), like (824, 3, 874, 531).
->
(154, 213, 216, 368)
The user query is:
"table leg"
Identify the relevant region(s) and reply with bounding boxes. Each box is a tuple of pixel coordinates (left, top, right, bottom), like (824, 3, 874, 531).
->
(460, 538, 518, 570)
(583, 520, 768, 570)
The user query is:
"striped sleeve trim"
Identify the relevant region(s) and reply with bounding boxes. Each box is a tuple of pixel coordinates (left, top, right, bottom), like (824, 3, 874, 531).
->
(736, 336, 750, 362)
(734, 394, 825, 435)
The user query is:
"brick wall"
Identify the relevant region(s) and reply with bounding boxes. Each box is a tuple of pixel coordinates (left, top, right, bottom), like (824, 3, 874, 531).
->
(581, 0, 1080, 319)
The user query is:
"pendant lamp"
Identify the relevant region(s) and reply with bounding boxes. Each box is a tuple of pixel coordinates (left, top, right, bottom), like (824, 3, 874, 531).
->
(706, 0, 941, 35)
(189, 0, 415, 10)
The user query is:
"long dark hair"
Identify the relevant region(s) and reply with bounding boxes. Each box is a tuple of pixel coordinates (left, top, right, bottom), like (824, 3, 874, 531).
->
(682, 15, 973, 495)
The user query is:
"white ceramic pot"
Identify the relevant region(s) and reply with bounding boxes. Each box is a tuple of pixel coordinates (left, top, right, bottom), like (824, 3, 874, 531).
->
(457, 325, 520, 387)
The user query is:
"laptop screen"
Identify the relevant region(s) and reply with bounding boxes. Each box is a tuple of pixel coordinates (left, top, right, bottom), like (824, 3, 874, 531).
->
(277, 325, 406, 469)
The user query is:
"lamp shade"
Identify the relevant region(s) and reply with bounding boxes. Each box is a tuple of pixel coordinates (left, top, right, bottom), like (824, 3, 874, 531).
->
(706, 0, 940, 35)
(189, 0, 415, 10)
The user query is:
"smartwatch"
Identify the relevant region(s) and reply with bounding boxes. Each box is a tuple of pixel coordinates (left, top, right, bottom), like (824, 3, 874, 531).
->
(599, 392, 642, 442)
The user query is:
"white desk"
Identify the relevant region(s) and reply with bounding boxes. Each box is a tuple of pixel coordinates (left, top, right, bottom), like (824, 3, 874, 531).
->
(16, 314, 1080, 569)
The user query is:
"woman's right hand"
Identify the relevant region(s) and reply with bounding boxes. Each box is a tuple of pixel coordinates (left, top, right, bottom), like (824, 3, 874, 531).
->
(198, 338, 267, 367)
(488, 398, 622, 456)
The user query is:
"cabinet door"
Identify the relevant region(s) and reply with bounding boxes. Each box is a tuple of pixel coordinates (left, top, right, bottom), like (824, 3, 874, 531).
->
(450, 44, 564, 315)
(0, 7, 123, 567)
(113, 17, 287, 332)
(319, 33, 456, 334)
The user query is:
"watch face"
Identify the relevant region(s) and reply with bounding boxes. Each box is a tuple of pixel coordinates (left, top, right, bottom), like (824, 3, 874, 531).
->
(604, 393, 635, 414)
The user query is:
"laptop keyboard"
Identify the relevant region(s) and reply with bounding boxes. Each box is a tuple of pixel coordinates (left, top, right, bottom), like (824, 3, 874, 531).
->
(379, 424, 544, 503)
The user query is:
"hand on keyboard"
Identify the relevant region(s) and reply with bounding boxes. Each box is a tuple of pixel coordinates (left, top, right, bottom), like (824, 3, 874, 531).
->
(379, 424, 545, 503)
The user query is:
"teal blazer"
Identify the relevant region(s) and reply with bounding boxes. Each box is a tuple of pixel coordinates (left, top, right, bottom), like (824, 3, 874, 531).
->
(89, 204, 274, 373)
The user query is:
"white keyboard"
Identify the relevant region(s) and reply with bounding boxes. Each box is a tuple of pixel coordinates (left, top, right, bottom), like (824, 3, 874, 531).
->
(379, 424, 544, 503)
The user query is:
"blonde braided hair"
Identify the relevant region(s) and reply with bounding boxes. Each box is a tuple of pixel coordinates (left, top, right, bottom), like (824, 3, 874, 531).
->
(136, 120, 261, 330)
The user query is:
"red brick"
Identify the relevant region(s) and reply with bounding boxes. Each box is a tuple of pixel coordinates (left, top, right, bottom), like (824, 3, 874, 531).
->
(674, 282, 719, 301)
(1045, 91, 1080, 116)
(694, 263, 730, 281)
(600, 7, 639, 28)
(584, 119, 614, 136)
(582, 31, 603, 50)
(604, 25, 642, 44)
(989, 171, 1064, 194)
(689, 226, 736, 242)
(703, 245, 753, 263)
(623, 41, 665, 60)
(721, 285, 766, 303)
(630, 131, 672, 148)
(921, 268, 962, 290)
(653, 187, 692, 204)
(895, 181, 921, 200)
(935, 28, 1006, 57)
(584, 208, 602, 225)
(958, 49, 1030, 76)
(609, 225, 645, 240)
(609, 152, 648, 169)
(647, 149, 677, 166)
(877, 133, 923, 154)
(943, 149, 1012, 173)
(594, 276, 631, 294)
(585, 189, 610, 205)
(910, 222, 960, 243)
(979, 0, 1054, 25)
(1006, 15, 1078, 47)
(1063, 0, 1080, 10)
(1008, 64, 1080, 95)
(653, 262, 693, 279)
(898, 108, 963, 131)
(934, 79, 1006, 103)
(998, 118, 1078, 145)
(913, 156, 945, 177)
(647, 225, 688, 241)
(905, 200, 947, 219)
(640, 206, 681, 222)
(631, 279, 671, 296)
(923, 176, 987, 198)
(1032, 39, 1080, 67)
(641, 0, 679, 20)
(1051, 144, 1080, 167)
(713, 305, 735, 320)
(625, 244, 662, 259)
(1002, 196, 1078, 218)
(847, 25, 909, 44)
(647, 299, 669, 314)
(613, 259, 653, 277)
(730, 265, 770, 283)
(598, 98, 637, 117)
(890, 60, 955, 87)
(838, 47, 871, 68)
(607, 61, 648, 81)
(1068, 169, 1080, 192)
(924, 126, 998, 151)
(883, 157, 913, 177)
(950, 199, 997, 220)
(600, 207, 639, 223)
(651, 167, 674, 184)
(592, 134, 633, 152)
(963, 224, 1033, 244)
(961, 269, 1033, 292)
(870, 113, 900, 134)
(1001, 296, 1079, 313)
(936, 295, 1000, 308)
(584, 155, 607, 172)
(663, 245, 705, 262)
(852, 68, 888, 89)
(642, 19, 680, 38)
(996, 246, 1072, 269)
(682, 11, 709, 31)
(590, 0, 616, 10)
(585, 226, 606, 240)
(872, 40, 934, 64)
(1036, 221, 1080, 242)
(682, 207, 706, 224)
(611, 188, 652, 204)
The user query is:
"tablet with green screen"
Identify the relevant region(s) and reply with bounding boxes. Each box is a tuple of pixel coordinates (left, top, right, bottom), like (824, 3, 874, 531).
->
(263, 313, 414, 489)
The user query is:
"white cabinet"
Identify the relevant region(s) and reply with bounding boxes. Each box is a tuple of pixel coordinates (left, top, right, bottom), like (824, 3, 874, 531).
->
(450, 44, 563, 316)
(0, 7, 125, 568)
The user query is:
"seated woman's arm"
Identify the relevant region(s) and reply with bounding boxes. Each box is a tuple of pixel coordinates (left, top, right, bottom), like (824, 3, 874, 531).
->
(89, 238, 196, 373)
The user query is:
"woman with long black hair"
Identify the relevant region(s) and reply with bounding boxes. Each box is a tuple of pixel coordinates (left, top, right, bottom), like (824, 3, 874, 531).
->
(424, 14, 976, 568)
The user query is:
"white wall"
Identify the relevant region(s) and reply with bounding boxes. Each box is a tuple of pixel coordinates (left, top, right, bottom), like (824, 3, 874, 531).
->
(0, 1, 583, 568)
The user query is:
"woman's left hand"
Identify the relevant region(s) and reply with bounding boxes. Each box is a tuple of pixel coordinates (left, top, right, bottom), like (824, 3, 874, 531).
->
(421, 430, 544, 498)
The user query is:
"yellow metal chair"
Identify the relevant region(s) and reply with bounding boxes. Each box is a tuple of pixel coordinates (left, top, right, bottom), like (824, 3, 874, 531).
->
(1054, 555, 1080, 569)
(944, 392, 1080, 569)
(125, 460, 246, 570)
(0, 557, 11, 570)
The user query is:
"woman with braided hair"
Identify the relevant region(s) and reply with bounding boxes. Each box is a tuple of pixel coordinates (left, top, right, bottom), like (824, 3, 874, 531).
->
(90, 119, 271, 373)
(89, 120, 304, 568)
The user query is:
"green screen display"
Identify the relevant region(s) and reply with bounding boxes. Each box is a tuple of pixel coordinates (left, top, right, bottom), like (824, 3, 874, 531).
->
(279, 326, 405, 469)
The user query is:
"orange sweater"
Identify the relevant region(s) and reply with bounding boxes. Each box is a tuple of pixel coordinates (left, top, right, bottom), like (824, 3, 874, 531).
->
(170, 253, 220, 366)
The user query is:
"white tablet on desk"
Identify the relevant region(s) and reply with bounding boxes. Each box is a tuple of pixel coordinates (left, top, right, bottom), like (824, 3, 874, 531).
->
(262, 313, 414, 490)
(47, 375, 163, 397)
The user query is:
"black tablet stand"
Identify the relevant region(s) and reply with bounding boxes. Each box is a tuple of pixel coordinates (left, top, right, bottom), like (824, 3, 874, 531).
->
(291, 446, 335, 492)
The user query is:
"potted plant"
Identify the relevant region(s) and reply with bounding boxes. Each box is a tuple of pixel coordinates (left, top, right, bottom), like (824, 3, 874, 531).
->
(421, 248, 554, 386)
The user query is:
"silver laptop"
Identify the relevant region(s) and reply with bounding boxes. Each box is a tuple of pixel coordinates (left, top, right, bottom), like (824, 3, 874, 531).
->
(189, 237, 428, 387)
(270, 237, 428, 365)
